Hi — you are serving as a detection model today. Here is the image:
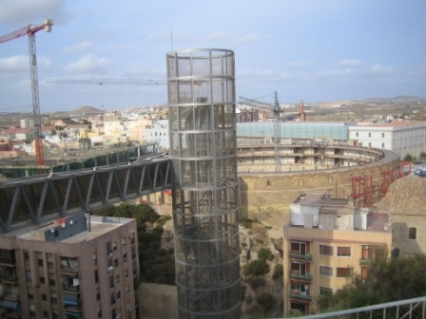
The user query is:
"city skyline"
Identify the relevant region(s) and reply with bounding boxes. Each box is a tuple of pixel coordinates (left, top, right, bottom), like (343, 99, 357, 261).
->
(0, 0, 425, 113)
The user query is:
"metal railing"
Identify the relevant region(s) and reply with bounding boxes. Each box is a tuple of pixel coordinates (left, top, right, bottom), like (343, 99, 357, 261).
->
(281, 296, 426, 319)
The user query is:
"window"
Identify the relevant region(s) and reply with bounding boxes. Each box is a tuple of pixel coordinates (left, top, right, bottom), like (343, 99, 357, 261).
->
(116, 290, 121, 300)
(97, 293, 100, 300)
(106, 242, 112, 255)
(110, 292, 116, 304)
(122, 237, 126, 246)
(38, 259, 43, 267)
(49, 279, 55, 286)
(381, 143, 385, 148)
(40, 276, 45, 284)
(43, 311, 49, 318)
(337, 247, 351, 257)
(368, 142, 371, 147)
(51, 297, 57, 304)
(95, 270, 99, 283)
(290, 241, 307, 254)
(368, 132, 371, 137)
(319, 245, 333, 256)
(115, 274, 120, 284)
(125, 269, 129, 278)
(356, 132, 359, 137)
(319, 266, 333, 277)
(319, 287, 332, 296)
(109, 276, 114, 288)
(409, 227, 417, 239)
(28, 294, 34, 299)
(42, 294, 47, 301)
(336, 267, 351, 277)
(123, 253, 128, 262)
(114, 258, 119, 267)
(382, 133, 385, 138)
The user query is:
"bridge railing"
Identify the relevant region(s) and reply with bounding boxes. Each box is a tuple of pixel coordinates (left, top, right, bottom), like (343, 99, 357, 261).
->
(0, 159, 173, 233)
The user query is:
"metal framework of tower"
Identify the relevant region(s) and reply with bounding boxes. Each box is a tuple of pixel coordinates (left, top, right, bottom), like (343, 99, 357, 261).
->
(166, 49, 241, 318)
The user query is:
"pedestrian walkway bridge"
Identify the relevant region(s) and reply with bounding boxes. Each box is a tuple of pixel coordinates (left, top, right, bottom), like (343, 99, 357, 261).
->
(0, 158, 173, 233)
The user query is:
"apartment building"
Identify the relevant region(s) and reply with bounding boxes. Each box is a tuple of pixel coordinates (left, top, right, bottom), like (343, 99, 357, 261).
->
(348, 121, 426, 159)
(283, 192, 392, 316)
(0, 213, 140, 319)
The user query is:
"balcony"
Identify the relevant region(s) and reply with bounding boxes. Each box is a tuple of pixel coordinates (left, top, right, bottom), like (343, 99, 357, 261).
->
(63, 283, 80, 293)
(60, 266, 79, 275)
(290, 272, 312, 281)
(359, 258, 374, 266)
(0, 257, 16, 267)
(289, 252, 312, 261)
(2, 275, 18, 284)
(290, 291, 312, 301)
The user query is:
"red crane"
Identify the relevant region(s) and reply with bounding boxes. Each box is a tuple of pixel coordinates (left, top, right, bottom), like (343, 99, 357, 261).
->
(0, 19, 53, 165)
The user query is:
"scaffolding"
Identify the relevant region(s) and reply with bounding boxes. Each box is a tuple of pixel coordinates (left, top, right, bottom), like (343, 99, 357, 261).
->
(167, 49, 241, 318)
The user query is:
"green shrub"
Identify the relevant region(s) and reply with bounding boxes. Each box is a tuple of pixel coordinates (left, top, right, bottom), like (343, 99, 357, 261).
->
(241, 217, 253, 229)
(255, 238, 264, 245)
(156, 215, 172, 227)
(248, 277, 266, 290)
(243, 260, 270, 277)
(257, 248, 274, 262)
(256, 292, 276, 315)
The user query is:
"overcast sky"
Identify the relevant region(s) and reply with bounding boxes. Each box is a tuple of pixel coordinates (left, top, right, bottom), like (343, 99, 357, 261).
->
(0, 0, 425, 113)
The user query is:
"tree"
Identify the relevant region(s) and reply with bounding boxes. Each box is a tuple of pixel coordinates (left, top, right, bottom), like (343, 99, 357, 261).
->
(317, 254, 426, 316)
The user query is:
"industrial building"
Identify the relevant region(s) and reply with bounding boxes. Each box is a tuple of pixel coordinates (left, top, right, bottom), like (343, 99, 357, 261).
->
(237, 121, 352, 141)
(0, 213, 140, 319)
(283, 192, 392, 315)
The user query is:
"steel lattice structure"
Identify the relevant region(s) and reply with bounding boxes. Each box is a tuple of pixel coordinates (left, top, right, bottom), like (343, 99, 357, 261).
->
(0, 159, 172, 233)
(167, 48, 241, 319)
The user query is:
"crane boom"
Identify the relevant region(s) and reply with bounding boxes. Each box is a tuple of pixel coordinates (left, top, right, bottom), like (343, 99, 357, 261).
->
(46, 78, 166, 85)
(0, 19, 52, 165)
(238, 91, 282, 172)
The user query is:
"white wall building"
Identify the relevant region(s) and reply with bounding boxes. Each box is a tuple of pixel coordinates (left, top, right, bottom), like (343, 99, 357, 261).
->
(349, 121, 426, 158)
(144, 120, 169, 150)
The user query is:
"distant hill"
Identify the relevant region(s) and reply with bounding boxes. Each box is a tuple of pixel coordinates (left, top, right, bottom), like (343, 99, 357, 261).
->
(68, 106, 105, 115)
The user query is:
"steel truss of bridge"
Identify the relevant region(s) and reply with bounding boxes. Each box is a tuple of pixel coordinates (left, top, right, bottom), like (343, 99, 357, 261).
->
(0, 159, 173, 233)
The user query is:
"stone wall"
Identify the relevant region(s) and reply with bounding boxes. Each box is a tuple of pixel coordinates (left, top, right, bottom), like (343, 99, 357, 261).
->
(239, 150, 401, 225)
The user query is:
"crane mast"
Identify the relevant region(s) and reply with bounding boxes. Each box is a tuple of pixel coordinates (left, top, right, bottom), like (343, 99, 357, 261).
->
(0, 19, 52, 165)
(239, 91, 282, 172)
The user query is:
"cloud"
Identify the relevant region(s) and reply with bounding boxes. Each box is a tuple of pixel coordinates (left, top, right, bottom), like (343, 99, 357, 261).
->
(62, 41, 93, 54)
(284, 61, 314, 68)
(63, 55, 113, 74)
(0, 55, 50, 73)
(235, 33, 261, 44)
(204, 31, 234, 41)
(0, 0, 70, 26)
(335, 58, 363, 66)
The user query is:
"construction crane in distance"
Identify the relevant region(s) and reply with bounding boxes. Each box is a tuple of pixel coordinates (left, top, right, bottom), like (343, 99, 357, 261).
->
(0, 19, 53, 165)
(238, 91, 283, 172)
(46, 78, 166, 85)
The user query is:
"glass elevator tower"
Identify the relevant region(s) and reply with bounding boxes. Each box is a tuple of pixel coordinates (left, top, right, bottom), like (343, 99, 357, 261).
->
(166, 49, 241, 319)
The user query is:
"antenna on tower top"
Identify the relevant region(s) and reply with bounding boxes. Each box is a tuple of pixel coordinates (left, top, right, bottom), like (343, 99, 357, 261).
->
(170, 24, 173, 52)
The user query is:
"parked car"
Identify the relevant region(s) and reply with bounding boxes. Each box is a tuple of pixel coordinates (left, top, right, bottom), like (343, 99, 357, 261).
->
(414, 160, 424, 165)
(413, 168, 425, 175)
(417, 170, 426, 177)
